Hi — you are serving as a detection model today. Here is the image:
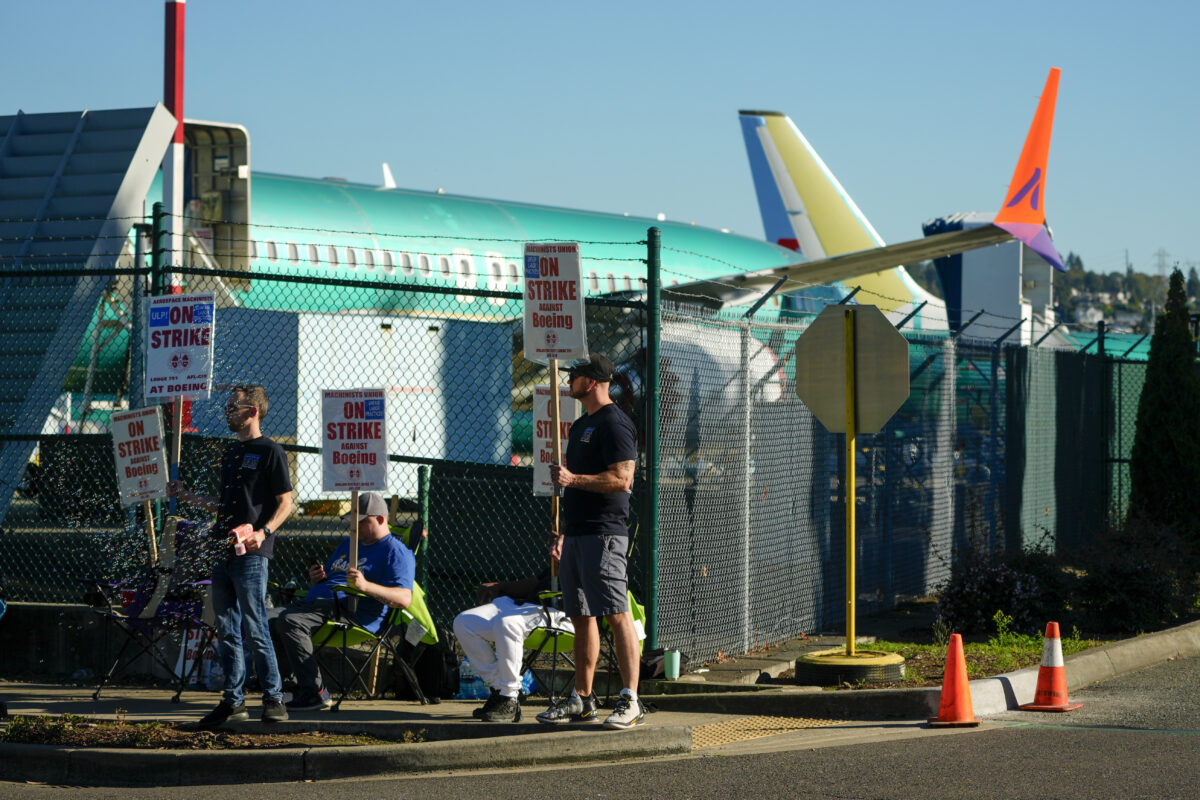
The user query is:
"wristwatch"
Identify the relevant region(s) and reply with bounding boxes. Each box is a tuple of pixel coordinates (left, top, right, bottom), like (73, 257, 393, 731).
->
(262, 525, 273, 537)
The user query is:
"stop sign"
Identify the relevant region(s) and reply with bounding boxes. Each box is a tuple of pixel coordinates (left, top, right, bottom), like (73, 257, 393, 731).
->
(793, 304, 909, 434)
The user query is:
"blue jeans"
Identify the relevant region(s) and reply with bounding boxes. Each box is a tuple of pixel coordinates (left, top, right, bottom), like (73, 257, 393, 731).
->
(211, 555, 282, 705)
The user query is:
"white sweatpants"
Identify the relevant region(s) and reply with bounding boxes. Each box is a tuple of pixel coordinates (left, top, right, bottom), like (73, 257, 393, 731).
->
(452, 596, 573, 697)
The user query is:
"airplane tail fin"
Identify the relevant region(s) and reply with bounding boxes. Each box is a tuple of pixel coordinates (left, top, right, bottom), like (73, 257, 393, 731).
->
(738, 110, 885, 259)
(737, 109, 937, 321)
(993, 67, 1063, 270)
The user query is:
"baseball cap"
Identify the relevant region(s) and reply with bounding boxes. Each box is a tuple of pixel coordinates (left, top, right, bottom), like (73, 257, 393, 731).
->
(341, 491, 388, 520)
(560, 353, 615, 382)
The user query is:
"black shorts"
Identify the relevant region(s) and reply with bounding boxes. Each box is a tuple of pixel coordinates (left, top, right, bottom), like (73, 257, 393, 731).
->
(559, 534, 628, 618)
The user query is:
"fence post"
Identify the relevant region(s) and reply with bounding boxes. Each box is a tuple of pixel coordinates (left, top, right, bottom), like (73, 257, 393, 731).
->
(130, 224, 152, 408)
(150, 203, 169, 518)
(418, 465, 430, 587)
(151, 202, 165, 296)
(1097, 320, 1110, 525)
(740, 321, 751, 653)
(989, 343, 1001, 552)
(644, 227, 661, 650)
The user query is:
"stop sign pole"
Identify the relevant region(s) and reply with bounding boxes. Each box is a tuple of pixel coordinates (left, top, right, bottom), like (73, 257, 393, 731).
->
(794, 304, 909, 658)
(841, 308, 859, 656)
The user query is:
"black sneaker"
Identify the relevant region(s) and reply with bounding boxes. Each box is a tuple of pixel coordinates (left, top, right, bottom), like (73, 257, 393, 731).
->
(285, 688, 332, 712)
(535, 692, 601, 724)
(482, 695, 522, 723)
(472, 688, 503, 719)
(198, 700, 248, 730)
(262, 698, 289, 723)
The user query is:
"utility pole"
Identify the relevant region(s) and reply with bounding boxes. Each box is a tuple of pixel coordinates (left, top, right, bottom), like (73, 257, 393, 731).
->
(1153, 248, 1171, 307)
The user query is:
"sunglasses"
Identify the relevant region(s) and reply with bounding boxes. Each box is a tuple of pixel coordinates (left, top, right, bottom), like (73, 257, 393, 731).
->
(224, 404, 255, 414)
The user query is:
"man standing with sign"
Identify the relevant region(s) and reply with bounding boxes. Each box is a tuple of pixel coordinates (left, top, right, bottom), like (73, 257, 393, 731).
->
(169, 384, 293, 728)
(538, 353, 644, 730)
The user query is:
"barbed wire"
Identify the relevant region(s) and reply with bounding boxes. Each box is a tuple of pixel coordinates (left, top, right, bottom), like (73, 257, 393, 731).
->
(0, 212, 648, 247)
(0, 255, 1104, 344)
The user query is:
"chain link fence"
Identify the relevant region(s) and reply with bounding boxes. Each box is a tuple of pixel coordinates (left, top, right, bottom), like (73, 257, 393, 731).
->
(0, 255, 1146, 664)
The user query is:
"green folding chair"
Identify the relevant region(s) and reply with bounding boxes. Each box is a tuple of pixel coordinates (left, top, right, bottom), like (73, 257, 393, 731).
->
(521, 589, 646, 705)
(312, 579, 439, 710)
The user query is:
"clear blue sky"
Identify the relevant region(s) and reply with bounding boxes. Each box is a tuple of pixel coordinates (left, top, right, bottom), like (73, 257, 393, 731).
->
(4, 0, 1197, 277)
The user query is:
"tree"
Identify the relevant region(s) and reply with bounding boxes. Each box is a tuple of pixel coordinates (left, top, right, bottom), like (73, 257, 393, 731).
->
(1129, 269, 1200, 530)
(1188, 266, 1200, 301)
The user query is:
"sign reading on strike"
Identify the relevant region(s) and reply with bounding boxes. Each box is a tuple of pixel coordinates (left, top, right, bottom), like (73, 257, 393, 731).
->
(144, 292, 216, 402)
(322, 389, 387, 491)
(532, 385, 579, 496)
(110, 406, 168, 505)
(523, 242, 587, 364)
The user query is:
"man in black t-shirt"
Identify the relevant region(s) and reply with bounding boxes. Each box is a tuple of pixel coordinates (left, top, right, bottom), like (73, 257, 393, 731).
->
(170, 384, 293, 729)
(538, 353, 645, 730)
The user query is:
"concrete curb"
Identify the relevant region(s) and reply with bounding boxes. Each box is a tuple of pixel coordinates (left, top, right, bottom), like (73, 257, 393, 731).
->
(0, 725, 694, 786)
(651, 686, 940, 720)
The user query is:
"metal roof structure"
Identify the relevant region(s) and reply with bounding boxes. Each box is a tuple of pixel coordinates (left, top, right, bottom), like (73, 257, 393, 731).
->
(0, 105, 175, 524)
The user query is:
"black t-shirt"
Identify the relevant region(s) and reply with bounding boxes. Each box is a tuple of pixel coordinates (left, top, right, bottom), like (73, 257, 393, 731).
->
(216, 436, 292, 559)
(563, 403, 637, 537)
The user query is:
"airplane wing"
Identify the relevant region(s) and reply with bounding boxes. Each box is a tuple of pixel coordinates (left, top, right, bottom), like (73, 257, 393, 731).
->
(696, 68, 1064, 308)
(666, 224, 1015, 305)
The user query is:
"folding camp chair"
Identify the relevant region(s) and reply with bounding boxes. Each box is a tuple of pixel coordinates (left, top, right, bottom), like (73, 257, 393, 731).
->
(311, 579, 439, 710)
(90, 517, 219, 702)
(308, 506, 439, 709)
(520, 594, 577, 703)
(521, 590, 646, 705)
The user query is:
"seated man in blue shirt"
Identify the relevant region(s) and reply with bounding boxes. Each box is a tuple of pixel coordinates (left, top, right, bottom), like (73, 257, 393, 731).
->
(269, 492, 414, 711)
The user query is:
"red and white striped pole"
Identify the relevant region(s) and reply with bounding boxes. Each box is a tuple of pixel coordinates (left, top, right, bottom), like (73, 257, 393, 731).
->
(163, 0, 185, 294)
(163, 0, 187, 506)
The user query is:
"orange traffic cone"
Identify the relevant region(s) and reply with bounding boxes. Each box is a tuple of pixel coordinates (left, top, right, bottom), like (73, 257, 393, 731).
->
(927, 633, 980, 727)
(1020, 622, 1082, 712)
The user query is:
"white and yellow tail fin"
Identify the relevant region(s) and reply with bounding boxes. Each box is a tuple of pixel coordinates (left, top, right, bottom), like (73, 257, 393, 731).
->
(738, 110, 938, 321)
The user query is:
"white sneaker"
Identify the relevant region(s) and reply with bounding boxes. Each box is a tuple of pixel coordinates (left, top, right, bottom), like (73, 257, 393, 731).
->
(602, 691, 645, 729)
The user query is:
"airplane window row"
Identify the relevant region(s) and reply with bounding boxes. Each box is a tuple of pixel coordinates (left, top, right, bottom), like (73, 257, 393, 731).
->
(586, 271, 645, 293)
(249, 239, 651, 294)
(250, 239, 522, 287)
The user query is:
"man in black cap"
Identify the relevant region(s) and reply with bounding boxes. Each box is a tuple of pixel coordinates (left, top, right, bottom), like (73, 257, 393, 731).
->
(537, 353, 645, 729)
(268, 492, 415, 712)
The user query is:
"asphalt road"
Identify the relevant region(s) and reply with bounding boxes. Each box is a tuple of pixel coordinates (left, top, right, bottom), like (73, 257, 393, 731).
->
(3, 655, 1198, 800)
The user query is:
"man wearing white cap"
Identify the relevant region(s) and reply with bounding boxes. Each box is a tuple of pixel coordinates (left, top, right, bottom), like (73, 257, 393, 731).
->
(269, 492, 415, 711)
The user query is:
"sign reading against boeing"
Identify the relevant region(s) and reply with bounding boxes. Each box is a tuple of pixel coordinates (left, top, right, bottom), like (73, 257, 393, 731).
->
(532, 385, 579, 496)
(110, 406, 168, 505)
(144, 292, 216, 402)
(522, 242, 587, 364)
(321, 389, 388, 492)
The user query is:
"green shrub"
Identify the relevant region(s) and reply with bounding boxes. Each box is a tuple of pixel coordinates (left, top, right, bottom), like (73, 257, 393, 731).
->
(1074, 557, 1181, 633)
(1070, 518, 1194, 633)
(935, 559, 1045, 635)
